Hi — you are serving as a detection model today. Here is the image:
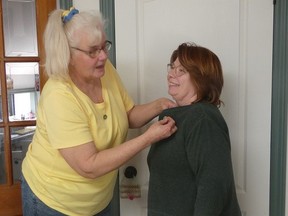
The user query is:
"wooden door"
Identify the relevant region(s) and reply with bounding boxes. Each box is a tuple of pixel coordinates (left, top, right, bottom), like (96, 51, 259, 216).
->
(0, 1, 55, 215)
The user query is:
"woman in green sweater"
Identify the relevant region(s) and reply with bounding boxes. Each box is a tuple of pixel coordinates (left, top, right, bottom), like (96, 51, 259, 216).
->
(147, 42, 241, 216)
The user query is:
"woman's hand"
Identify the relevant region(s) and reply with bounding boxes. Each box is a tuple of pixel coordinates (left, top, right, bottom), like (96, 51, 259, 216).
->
(144, 116, 177, 144)
(157, 98, 177, 110)
(127, 98, 177, 128)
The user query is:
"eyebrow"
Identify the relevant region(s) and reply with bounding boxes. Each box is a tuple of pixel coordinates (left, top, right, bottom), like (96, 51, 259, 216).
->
(88, 46, 100, 50)
(89, 41, 107, 49)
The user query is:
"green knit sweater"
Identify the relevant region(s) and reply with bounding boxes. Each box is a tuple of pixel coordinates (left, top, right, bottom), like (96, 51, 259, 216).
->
(147, 102, 241, 216)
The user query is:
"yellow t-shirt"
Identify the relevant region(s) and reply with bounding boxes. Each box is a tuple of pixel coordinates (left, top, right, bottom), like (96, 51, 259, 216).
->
(22, 60, 134, 216)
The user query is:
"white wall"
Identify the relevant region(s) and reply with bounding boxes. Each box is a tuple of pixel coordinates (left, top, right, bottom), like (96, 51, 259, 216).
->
(115, 0, 273, 216)
(72, 0, 99, 11)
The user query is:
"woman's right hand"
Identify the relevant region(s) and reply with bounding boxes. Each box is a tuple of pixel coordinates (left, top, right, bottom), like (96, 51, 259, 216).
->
(144, 116, 177, 144)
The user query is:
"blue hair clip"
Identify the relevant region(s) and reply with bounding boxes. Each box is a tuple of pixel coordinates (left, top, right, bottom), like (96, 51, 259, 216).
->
(62, 7, 79, 23)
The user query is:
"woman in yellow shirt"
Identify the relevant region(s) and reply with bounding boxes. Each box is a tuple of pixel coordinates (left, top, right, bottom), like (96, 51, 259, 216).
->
(21, 7, 177, 216)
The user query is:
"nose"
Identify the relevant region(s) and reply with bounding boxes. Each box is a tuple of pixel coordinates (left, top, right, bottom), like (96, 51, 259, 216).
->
(167, 72, 176, 81)
(98, 49, 108, 60)
(167, 70, 177, 78)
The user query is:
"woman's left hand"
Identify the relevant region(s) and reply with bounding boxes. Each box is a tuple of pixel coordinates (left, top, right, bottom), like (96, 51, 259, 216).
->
(157, 97, 177, 110)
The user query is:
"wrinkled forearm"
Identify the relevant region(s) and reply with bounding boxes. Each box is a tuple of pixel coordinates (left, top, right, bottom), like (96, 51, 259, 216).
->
(128, 102, 162, 128)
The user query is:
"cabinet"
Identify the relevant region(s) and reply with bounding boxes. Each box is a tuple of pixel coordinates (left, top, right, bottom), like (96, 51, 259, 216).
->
(7, 88, 39, 121)
(0, 1, 56, 215)
(0, 87, 39, 184)
(0, 126, 35, 183)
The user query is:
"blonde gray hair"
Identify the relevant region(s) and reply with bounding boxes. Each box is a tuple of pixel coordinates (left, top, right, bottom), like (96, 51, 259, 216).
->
(43, 9, 105, 80)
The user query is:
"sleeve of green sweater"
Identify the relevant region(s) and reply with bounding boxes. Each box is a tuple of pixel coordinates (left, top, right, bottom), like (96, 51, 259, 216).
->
(186, 116, 234, 216)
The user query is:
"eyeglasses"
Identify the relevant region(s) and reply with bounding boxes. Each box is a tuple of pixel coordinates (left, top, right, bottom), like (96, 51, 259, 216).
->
(71, 40, 112, 58)
(167, 63, 187, 77)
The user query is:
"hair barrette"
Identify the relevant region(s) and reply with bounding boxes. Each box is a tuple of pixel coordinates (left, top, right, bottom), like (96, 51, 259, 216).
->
(62, 7, 79, 24)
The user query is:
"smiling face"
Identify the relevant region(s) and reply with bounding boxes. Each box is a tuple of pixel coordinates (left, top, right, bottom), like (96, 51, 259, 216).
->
(167, 43, 224, 107)
(167, 58, 198, 106)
